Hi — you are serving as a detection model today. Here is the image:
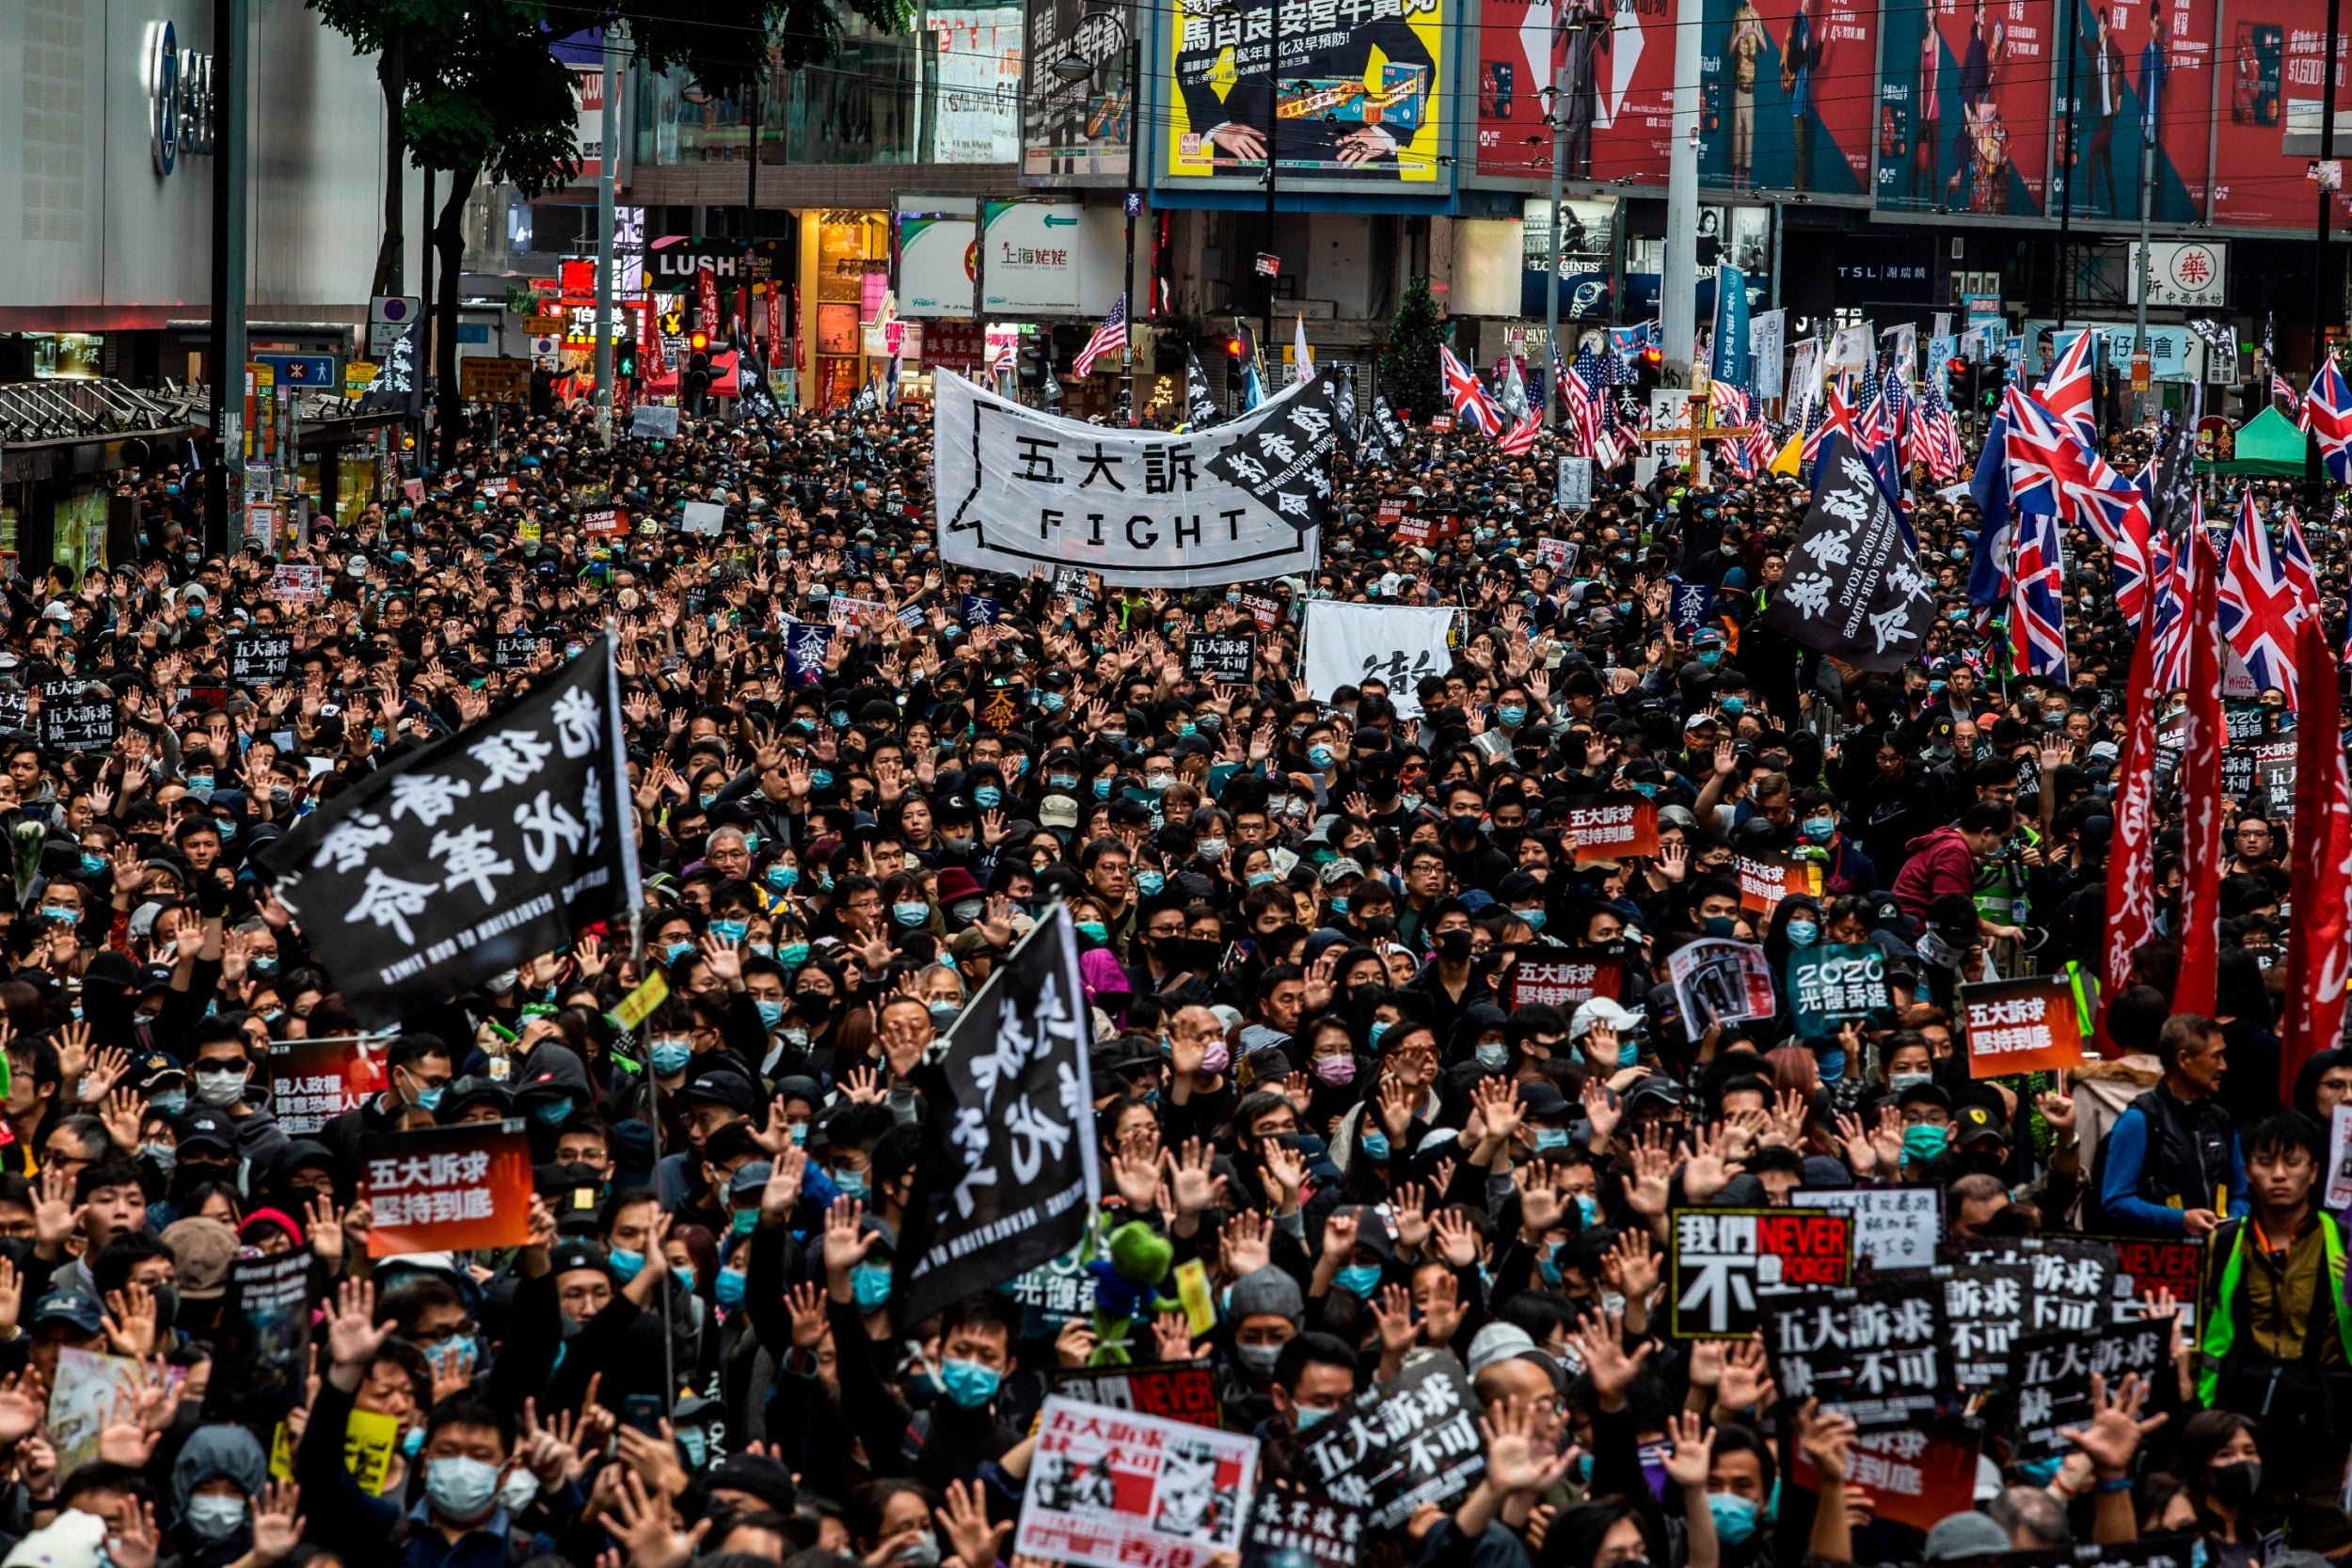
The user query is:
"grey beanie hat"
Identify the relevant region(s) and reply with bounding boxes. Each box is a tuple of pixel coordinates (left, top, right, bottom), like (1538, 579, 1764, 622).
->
(1922, 1513, 2013, 1562)
(1226, 1265, 1306, 1325)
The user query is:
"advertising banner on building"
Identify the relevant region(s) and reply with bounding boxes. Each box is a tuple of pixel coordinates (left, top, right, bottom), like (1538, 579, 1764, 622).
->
(2209, 0, 2352, 228)
(981, 201, 1119, 315)
(1024, 0, 1134, 178)
(1873, 0, 2054, 215)
(1700, 0, 1876, 195)
(900, 213, 979, 318)
(2056, 0, 2216, 222)
(1520, 198, 1617, 319)
(1165, 0, 1449, 191)
(931, 8, 1023, 163)
(1480, 0, 1677, 185)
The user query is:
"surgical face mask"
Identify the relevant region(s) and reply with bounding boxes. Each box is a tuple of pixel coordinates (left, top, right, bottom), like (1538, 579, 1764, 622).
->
(150, 1088, 187, 1117)
(1235, 1341, 1282, 1378)
(649, 1038, 694, 1077)
(975, 785, 1003, 810)
(832, 1165, 869, 1199)
(1136, 870, 1166, 895)
(1093, 779, 1113, 800)
(1248, 871, 1279, 888)
(1367, 1020, 1392, 1053)
(79, 852, 106, 879)
(141, 1140, 178, 1174)
(755, 999, 787, 1028)
(710, 918, 749, 945)
(1785, 919, 1820, 947)
(1888, 1069, 1932, 1094)
(767, 864, 800, 893)
(1313, 1055, 1357, 1086)
(939, 1357, 1001, 1408)
(715, 1266, 747, 1307)
(499, 1470, 540, 1516)
(1802, 816, 1836, 844)
(1708, 1494, 1760, 1546)
(1818, 1048, 1847, 1085)
(609, 1246, 645, 1283)
(1901, 1124, 1950, 1163)
(183, 1496, 247, 1541)
(426, 1456, 502, 1521)
(413, 1085, 445, 1113)
(1534, 1127, 1574, 1152)
(662, 942, 695, 964)
(1308, 744, 1337, 770)
(930, 1000, 962, 1029)
(1076, 921, 1108, 943)
(1295, 1405, 1334, 1430)
(1475, 1041, 1510, 1071)
(194, 1067, 247, 1107)
(850, 1260, 896, 1312)
(1334, 1263, 1382, 1299)
(1515, 906, 1547, 932)
(779, 942, 811, 967)
(1197, 837, 1228, 861)
(892, 901, 930, 927)
(532, 1096, 573, 1126)
(1574, 1194, 1599, 1227)
(1359, 1128, 1391, 1161)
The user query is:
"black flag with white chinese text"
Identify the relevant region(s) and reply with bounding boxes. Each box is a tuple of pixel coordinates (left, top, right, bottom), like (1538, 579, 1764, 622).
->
(894, 905, 1099, 1332)
(259, 637, 640, 1027)
(1185, 348, 1222, 430)
(1760, 433, 1935, 672)
(1203, 371, 1339, 535)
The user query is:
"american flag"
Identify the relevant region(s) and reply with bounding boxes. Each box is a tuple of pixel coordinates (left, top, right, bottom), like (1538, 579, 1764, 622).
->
(1916, 372, 1964, 480)
(1560, 345, 1604, 457)
(2272, 371, 2303, 418)
(1071, 294, 1128, 380)
(1497, 410, 1542, 454)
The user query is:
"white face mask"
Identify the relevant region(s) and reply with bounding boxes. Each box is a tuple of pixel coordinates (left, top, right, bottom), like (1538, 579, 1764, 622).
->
(183, 1497, 246, 1541)
(194, 1067, 248, 1107)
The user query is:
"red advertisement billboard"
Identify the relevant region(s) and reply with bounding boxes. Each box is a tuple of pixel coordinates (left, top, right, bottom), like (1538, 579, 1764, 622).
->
(2210, 0, 2352, 227)
(2054, 0, 2215, 222)
(1478, 0, 1676, 184)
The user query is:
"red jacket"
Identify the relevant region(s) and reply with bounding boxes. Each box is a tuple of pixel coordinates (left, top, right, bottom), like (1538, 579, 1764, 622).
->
(1893, 826, 1977, 921)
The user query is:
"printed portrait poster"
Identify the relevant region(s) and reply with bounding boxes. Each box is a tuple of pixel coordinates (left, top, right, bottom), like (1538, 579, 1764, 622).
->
(1476, 0, 1677, 185)
(2055, 0, 2217, 222)
(1697, 0, 1876, 195)
(1016, 1395, 1261, 1568)
(1164, 0, 1447, 189)
(2210, 0, 2352, 227)
(1873, 0, 2055, 215)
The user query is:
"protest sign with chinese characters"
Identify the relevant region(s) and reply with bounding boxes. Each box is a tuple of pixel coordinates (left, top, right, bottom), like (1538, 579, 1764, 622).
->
(266, 1037, 389, 1136)
(1736, 851, 1823, 916)
(493, 632, 547, 672)
(936, 370, 1329, 589)
(784, 621, 834, 689)
(1301, 602, 1455, 720)
(1014, 1395, 1260, 1568)
(1562, 795, 1660, 863)
(1965, 1238, 2120, 1335)
(229, 633, 294, 686)
(1760, 432, 1935, 671)
(1504, 955, 1623, 1011)
(2065, 1234, 2202, 1330)
(357, 1119, 534, 1256)
(1939, 1256, 2033, 1389)
(1244, 1489, 1364, 1568)
(271, 564, 323, 602)
(1295, 1354, 1485, 1529)
(1788, 1185, 1943, 1272)
(894, 907, 1100, 1331)
(1184, 632, 1257, 685)
(1053, 1363, 1224, 1431)
(1960, 976, 2086, 1078)
(2010, 1319, 2169, 1460)
(1787, 943, 1892, 1037)
(1670, 1209, 1853, 1338)
(1668, 939, 1778, 1042)
(40, 680, 117, 752)
(1788, 1426, 1982, 1532)
(1765, 1273, 1951, 1432)
(261, 638, 640, 1028)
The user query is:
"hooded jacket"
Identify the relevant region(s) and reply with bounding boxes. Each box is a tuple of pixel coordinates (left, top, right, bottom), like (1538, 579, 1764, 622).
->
(1892, 825, 1979, 921)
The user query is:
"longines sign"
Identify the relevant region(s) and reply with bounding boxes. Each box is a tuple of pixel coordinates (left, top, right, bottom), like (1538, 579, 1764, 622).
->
(147, 20, 217, 177)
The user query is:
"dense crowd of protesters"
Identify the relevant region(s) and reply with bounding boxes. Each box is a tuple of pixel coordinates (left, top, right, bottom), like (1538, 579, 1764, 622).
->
(0, 390, 2335, 1568)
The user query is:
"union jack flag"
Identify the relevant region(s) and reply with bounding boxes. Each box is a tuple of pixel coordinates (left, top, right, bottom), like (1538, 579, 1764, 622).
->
(1804, 375, 1856, 464)
(2280, 505, 2324, 623)
(2150, 522, 2191, 689)
(2302, 356, 2352, 483)
(2218, 490, 2302, 699)
(1071, 293, 1128, 380)
(2273, 372, 2303, 418)
(2000, 387, 2064, 518)
(2037, 328, 2097, 444)
(1560, 345, 1604, 458)
(2011, 502, 2071, 681)
(1439, 346, 1503, 436)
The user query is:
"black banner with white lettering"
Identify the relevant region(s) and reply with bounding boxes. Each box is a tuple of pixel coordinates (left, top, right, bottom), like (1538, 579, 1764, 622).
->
(40, 679, 117, 752)
(259, 638, 639, 1027)
(894, 905, 1100, 1332)
(1184, 631, 1256, 684)
(1761, 433, 1934, 672)
(1765, 1271, 1952, 1432)
(229, 632, 294, 687)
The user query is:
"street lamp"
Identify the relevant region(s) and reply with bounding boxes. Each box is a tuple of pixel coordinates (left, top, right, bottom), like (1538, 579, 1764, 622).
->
(1054, 7, 1142, 419)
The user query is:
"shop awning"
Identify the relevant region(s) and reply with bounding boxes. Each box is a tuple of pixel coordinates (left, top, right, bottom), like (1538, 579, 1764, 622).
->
(0, 378, 205, 451)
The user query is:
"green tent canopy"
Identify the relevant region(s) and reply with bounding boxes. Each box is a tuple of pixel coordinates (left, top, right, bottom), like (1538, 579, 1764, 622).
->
(2198, 404, 2312, 475)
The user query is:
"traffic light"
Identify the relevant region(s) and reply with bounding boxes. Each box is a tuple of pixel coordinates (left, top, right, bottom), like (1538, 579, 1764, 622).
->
(1979, 355, 2008, 410)
(689, 330, 708, 354)
(616, 336, 639, 381)
(1018, 339, 1048, 387)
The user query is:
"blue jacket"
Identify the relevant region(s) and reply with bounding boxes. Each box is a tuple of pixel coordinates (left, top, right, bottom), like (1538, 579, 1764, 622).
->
(2096, 1092, 2247, 1236)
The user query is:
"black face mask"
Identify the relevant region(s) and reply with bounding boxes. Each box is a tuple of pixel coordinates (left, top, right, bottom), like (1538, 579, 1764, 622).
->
(1436, 929, 1474, 961)
(794, 992, 836, 1024)
(2210, 1462, 2262, 1509)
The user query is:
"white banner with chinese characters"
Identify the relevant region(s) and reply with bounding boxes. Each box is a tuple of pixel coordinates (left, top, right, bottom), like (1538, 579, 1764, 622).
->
(1015, 1396, 1261, 1568)
(1300, 601, 1456, 719)
(934, 371, 1323, 588)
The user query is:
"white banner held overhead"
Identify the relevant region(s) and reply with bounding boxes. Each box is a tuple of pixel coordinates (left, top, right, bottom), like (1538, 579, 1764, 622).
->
(934, 371, 1326, 588)
(1751, 309, 1787, 399)
(1301, 601, 1455, 719)
(1786, 340, 1820, 420)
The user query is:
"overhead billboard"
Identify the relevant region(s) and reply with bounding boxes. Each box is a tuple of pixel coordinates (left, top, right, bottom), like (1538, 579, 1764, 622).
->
(899, 212, 978, 317)
(1875, 0, 2055, 215)
(1023, 0, 1132, 179)
(1477, 0, 1675, 186)
(2053, 0, 2214, 222)
(1697, 0, 1875, 196)
(930, 8, 1023, 164)
(2209, 0, 2352, 227)
(1164, 0, 1450, 191)
(979, 200, 1120, 315)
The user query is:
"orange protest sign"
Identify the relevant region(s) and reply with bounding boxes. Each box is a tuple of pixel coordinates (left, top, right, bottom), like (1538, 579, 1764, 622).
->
(1959, 975, 2088, 1079)
(1735, 851, 1821, 915)
(358, 1120, 534, 1256)
(1563, 794, 1661, 863)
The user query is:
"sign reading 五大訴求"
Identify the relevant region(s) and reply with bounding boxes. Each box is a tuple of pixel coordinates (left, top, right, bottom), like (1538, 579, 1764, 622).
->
(934, 371, 1332, 588)
(1960, 975, 2085, 1078)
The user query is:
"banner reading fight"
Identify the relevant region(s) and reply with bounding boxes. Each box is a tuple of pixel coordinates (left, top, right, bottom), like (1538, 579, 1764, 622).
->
(936, 371, 1329, 588)
(262, 638, 641, 1028)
